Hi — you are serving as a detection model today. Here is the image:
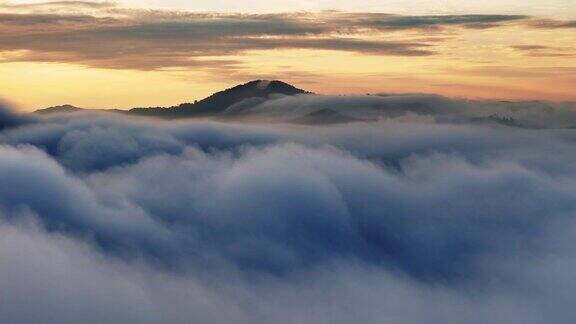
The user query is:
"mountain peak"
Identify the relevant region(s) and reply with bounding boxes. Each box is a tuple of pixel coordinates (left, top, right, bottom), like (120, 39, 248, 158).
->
(228, 80, 308, 95)
(254, 80, 273, 89)
(182, 80, 309, 114)
(245, 80, 305, 92)
(130, 80, 310, 117)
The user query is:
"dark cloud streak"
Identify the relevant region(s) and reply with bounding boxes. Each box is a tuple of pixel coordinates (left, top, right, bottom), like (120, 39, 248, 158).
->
(0, 9, 535, 70)
(511, 45, 576, 57)
(528, 19, 576, 29)
(336, 13, 529, 30)
(0, 0, 116, 10)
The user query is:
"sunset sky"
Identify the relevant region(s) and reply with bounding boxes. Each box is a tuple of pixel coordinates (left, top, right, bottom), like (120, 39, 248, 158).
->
(1, 0, 575, 110)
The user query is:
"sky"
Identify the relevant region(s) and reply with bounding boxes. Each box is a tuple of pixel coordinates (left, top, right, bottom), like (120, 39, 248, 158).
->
(0, 0, 575, 110)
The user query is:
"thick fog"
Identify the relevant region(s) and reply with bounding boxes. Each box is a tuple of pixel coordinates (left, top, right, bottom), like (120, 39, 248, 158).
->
(2, 96, 576, 323)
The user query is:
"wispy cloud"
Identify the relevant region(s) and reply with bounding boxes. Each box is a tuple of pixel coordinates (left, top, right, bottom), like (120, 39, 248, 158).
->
(528, 19, 576, 29)
(0, 7, 538, 71)
(511, 44, 576, 57)
(328, 12, 529, 30)
(0, 1, 117, 10)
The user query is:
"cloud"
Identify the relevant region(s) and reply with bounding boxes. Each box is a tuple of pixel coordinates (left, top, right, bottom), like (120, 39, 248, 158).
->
(2, 99, 576, 322)
(0, 215, 559, 324)
(0, 1, 116, 10)
(0, 12, 106, 25)
(528, 19, 576, 29)
(224, 92, 576, 128)
(0, 8, 536, 70)
(0, 101, 33, 130)
(0, 13, 435, 69)
(333, 13, 529, 30)
(510, 45, 576, 57)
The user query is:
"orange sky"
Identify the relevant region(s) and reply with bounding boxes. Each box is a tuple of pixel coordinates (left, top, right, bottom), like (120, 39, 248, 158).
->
(0, 1, 575, 111)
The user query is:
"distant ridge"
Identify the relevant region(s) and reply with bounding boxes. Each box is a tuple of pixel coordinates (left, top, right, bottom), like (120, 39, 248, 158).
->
(35, 104, 84, 115)
(129, 80, 310, 117)
(34, 80, 311, 118)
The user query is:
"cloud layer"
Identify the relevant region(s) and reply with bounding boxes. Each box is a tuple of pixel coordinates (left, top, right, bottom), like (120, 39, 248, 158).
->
(0, 2, 570, 71)
(2, 97, 576, 322)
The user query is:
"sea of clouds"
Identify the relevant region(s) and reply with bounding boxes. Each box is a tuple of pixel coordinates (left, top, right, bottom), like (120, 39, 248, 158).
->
(2, 96, 576, 323)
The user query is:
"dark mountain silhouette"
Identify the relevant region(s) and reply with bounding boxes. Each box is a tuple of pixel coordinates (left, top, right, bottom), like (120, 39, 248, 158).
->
(34, 80, 310, 118)
(129, 80, 310, 117)
(35, 104, 84, 115)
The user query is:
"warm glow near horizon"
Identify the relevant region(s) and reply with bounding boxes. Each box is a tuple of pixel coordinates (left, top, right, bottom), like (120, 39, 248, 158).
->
(0, 0, 575, 111)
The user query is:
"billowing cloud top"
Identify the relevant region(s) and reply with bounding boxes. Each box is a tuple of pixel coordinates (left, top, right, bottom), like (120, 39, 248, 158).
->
(2, 96, 576, 323)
